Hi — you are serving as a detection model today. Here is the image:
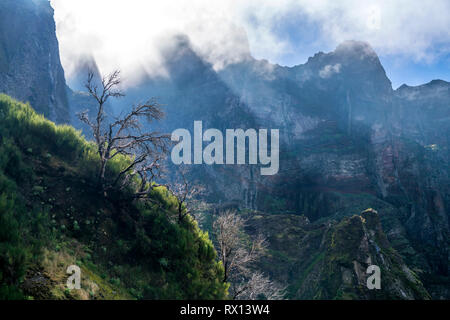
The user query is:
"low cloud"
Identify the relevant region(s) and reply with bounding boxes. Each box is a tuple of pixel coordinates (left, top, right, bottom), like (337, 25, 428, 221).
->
(319, 64, 341, 78)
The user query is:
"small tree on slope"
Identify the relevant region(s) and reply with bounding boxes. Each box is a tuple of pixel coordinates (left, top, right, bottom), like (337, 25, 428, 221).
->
(78, 70, 170, 197)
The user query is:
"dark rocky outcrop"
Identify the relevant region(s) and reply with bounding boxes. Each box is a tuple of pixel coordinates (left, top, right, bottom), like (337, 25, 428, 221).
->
(246, 209, 430, 299)
(0, 0, 69, 123)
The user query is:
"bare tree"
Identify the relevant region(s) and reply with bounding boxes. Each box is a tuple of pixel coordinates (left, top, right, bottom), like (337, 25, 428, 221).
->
(213, 210, 286, 300)
(78, 70, 170, 196)
(234, 271, 287, 300)
(168, 166, 205, 223)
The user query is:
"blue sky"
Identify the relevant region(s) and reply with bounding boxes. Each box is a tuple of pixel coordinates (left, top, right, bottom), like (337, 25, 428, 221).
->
(379, 54, 450, 89)
(244, 2, 450, 89)
(271, 21, 450, 89)
(265, 21, 450, 89)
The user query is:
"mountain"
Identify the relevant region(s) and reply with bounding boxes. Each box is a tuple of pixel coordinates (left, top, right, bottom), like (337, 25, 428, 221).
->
(66, 54, 101, 93)
(0, 0, 69, 123)
(105, 37, 449, 299)
(106, 35, 261, 205)
(219, 42, 449, 299)
(0, 1, 447, 299)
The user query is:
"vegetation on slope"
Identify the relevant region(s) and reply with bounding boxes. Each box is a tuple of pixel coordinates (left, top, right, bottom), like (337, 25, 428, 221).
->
(245, 208, 430, 300)
(0, 94, 228, 300)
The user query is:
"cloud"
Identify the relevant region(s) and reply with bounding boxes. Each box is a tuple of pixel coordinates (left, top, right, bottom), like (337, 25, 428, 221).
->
(319, 64, 341, 78)
(50, 0, 450, 86)
(291, 0, 450, 63)
(50, 0, 255, 85)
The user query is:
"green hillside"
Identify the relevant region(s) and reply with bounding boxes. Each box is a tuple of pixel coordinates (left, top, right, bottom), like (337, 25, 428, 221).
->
(0, 94, 228, 300)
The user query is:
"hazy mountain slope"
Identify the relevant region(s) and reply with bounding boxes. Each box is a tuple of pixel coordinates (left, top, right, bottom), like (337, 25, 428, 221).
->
(107, 35, 261, 205)
(106, 37, 449, 298)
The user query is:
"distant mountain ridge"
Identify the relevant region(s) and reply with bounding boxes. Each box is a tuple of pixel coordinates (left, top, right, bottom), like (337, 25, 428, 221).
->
(0, 0, 448, 299)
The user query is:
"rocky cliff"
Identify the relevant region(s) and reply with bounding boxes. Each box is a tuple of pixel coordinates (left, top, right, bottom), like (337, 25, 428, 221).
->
(245, 209, 430, 299)
(110, 37, 448, 298)
(0, 0, 69, 123)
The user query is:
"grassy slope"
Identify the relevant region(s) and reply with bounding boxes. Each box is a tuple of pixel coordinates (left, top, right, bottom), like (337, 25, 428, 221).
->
(0, 94, 228, 300)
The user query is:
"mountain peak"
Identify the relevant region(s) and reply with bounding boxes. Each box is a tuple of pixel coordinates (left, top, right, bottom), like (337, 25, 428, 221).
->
(333, 40, 378, 60)
(68, 54, 101, 92)
(396, 79, 450, 94)
(303, 40, 381, 68)
(426, 79, 450, 87)
(158, 34, 217, 84)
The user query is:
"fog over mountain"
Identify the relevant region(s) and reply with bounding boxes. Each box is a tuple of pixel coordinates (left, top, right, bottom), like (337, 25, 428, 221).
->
(51, 0, 450, 88)
(0, 0, 448, 300)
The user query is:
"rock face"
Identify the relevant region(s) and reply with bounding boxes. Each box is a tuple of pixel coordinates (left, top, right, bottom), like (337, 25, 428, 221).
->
(109, 36, 448, 298)
(246, 209, 430, 299)
(0, 0, 69, 123)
